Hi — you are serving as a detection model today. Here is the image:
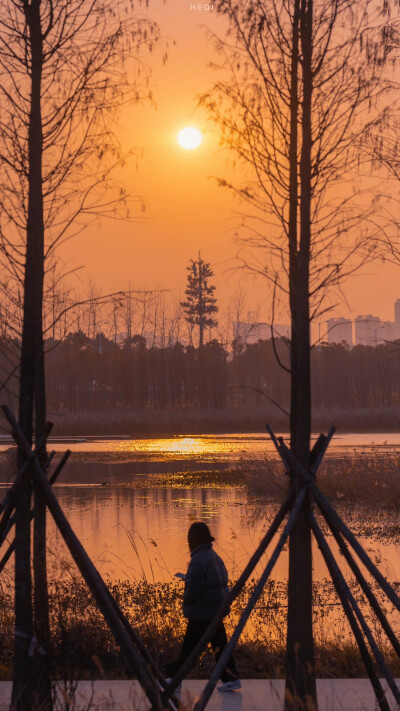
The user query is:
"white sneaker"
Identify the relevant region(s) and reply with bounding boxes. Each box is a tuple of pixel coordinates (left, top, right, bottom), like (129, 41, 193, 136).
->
(217, 679, 242, 692)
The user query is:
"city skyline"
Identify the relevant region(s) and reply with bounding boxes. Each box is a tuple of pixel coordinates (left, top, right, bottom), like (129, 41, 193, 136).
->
(237, 298, 400, 349)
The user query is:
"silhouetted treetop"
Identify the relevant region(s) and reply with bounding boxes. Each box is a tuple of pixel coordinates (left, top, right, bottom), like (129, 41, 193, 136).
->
(181, 254, 218, 348)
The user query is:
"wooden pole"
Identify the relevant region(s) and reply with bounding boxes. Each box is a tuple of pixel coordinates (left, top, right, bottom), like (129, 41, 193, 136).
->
(311, 514, 394, 711)
(266, 424, 335, 478)
(160, 493, 292, 706)
(0, 423, 52, 516)
(320, 503, 400, 661)
(0, 451, 71, 571)
(2, 406, 164, 711)
(275, 438, 400, 612)
(0, 499, 20, 546)
(312, 486, 400, 612)
(47, 450, 71, 486)
(0, 450, 56, 547)
(309, 427, 335, 473)
(0, 447, 173, 701)
(101, 582, 169, 689)
(269, 429, 400, 707)
(192, 487, 307, 711)
(0, 540, 14, 574)
(48, 454, 169, 691)
(163, 430, 332, 707)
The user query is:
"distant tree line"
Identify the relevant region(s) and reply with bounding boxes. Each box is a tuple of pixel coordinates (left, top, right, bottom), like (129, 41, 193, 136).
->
(1, 334, 397, 414)
(43, 332, 227, 412)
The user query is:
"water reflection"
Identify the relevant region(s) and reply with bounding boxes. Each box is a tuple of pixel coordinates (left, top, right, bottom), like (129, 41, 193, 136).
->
(1, 472, 399, 642)
(6, 484, 394, 590)
(43, 485, 261, 582)
(115, 436, 233, 457)
(2, 431, 400, 458)
(1, 432, 399, 597)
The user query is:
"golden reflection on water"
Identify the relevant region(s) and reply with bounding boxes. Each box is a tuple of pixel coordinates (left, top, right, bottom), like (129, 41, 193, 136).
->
(115, 436, 235, 458)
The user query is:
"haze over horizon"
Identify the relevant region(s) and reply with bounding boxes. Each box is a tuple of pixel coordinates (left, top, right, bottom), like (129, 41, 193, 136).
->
(57, 0, 400, 326)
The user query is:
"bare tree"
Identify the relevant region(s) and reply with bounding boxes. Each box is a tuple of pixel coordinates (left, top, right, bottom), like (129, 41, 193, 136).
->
(202, 0, 392, 707)
(138, 289, 152, 339)
(110, 299, 121, 343)
(168, 296, 183, 346)
(228, 287, 260, 356)
(120, 283, 136, 343)
(0, 2, 161, 708)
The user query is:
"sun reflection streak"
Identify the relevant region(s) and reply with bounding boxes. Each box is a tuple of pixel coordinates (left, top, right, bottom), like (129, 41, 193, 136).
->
(115, 437, 233, 458)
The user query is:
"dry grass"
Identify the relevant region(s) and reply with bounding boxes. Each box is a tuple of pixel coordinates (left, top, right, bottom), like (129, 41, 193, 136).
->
(318, 452, 400, 509)
(243, 451, 400, 510)
(1, 576, 400, 682)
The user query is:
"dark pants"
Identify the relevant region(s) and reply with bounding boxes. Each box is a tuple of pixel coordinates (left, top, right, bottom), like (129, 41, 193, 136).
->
(165, 619, 238, 683)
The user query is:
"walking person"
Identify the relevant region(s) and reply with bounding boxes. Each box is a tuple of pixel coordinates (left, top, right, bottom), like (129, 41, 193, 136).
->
(166, 521, 241, 693)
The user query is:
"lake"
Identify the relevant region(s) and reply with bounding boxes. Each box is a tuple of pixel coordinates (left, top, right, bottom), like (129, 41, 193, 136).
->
(0, 432, 399, 587)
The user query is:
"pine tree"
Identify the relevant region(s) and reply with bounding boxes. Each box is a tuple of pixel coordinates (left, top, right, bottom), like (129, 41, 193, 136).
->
(181, 254, 218, 348)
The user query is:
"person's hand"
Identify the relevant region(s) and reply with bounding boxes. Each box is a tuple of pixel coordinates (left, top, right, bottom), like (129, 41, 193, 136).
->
(175, 572, 186, 581)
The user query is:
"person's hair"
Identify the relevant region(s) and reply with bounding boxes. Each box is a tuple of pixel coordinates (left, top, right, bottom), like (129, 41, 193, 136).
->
(188, 521, 215, 551)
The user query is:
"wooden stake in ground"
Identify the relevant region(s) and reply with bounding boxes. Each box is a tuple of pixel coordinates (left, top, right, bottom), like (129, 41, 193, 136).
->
(3, 406, 167, 711)
(0, 451, 71, 574)
(269, 426, 400, 711)
(310, 514, 391, 711)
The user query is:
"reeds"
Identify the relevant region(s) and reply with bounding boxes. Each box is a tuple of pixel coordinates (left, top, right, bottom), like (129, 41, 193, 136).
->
(1, 576, 399, 681)
(243, 451, 400, 509)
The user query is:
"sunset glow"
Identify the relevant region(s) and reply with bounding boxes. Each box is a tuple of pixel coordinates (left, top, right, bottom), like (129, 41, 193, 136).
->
(49, 0, 399, 322)
(116, 437, 230, 457)
(177, 127, 203, 150)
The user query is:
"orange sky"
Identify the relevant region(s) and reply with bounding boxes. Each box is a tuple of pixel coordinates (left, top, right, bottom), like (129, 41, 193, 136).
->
(60, 0, 400, 325)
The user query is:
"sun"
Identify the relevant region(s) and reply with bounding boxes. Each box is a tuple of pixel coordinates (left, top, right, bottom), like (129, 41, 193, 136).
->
(177, 127, 203, 150)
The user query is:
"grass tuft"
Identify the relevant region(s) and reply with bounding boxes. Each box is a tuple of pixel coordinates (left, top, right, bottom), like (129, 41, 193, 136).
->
(1, 576, 399, 681)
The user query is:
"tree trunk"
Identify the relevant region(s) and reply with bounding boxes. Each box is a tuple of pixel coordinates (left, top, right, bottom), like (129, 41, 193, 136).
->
(199, 262, 204, 350)
(13, 2, 49, 708)
(285, 0, 316, 709)
(288, 0, 300, 446)
(34, 329, 52, 711)
(199, 320, 204, 349)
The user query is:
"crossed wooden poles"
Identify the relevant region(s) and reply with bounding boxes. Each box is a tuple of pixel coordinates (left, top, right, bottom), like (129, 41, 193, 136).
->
(1, 404, 400, 711)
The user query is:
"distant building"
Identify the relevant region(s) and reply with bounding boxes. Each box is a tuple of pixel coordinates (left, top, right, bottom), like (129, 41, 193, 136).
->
(394, 299, 400, 340)
(395, 298, 400, 326)
(326, 317, 353, 347)
(239, 298, 400, 350)
(354, 315, 382, 346)
(354, 301, 400, 345)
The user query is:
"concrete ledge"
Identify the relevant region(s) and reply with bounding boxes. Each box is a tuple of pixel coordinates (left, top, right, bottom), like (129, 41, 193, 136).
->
(0, 679, 399, 710)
